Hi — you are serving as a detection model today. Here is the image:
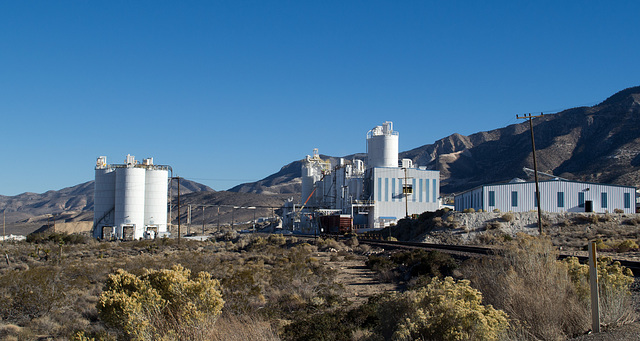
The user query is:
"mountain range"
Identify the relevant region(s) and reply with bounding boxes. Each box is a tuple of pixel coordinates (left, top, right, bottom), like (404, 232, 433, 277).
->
(231, 86, 640, 195)
(1, 86, 639, 233)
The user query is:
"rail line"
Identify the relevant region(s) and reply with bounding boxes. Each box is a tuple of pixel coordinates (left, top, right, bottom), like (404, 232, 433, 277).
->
(357, 238, 640, 276)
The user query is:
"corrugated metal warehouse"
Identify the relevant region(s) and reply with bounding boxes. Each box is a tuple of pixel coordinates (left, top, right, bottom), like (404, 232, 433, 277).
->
(454, 179, 636, 214)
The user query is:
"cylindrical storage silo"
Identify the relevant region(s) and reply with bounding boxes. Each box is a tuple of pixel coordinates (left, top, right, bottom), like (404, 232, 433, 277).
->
(115, 167, 146, 240)
(144, 167, 169, 234)
(367, 121, 399, 169)
(301, 161, 318, 206)
(93, 167, 116, 238)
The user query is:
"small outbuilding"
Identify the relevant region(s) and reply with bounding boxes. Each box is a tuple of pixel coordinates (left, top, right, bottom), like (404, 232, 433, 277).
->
(454, 179, 636, 214)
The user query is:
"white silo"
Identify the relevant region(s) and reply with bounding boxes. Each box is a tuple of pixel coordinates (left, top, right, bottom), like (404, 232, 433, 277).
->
(144, 161, 169, 234)
(115, 162, 146, 240)
(93, 156, 116, 238)
(367, 121, 399, 169)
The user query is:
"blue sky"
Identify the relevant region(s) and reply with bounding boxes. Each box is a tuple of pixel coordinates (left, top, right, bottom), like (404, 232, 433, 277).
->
(1, 1, 639, 196)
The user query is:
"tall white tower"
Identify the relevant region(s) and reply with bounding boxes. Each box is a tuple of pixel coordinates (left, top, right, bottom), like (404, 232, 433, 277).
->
(367, 121, 399, 169)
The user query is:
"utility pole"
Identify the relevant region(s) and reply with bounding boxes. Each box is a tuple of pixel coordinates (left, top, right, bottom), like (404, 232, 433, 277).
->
(173, 176, 181, 243)
(3, 210, 5, 243)
(202, 206, 205, 235)
(517, 113, 544, 235)
(402, 167, 413, 219)
(187, 204, 191, 235)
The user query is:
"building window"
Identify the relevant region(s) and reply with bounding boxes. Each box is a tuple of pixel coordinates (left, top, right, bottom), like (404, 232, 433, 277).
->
(412, 179, 417, 202)
(425, 181, 430, 202)
(432, 179, 437, 203)
(378, 178, 382, 202)
(557, 192, 564, 208)
(488, 191, 495, 206)
(385, 178, 389, 202)
(511, 191, 518, 207)
(391, 178, 396, 202)
(601, 192, 607, 208)
(578, 192, 585, 208)
(624, 193, 631, 209)
(534, 191, 538, 207)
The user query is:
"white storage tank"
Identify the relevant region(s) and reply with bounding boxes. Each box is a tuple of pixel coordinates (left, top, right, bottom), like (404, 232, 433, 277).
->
(115, 165, 146, 239)
(367, 121, 399, 169)
(93, 156, 116, 238)
(144, 165, 169, 234)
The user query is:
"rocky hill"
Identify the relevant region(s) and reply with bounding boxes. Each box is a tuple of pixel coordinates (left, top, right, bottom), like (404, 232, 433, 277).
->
(230, 86, 640, 195)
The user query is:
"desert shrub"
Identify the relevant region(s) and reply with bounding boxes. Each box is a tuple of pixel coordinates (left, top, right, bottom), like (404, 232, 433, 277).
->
(316, 237, 345, 251)
(27, 232, 89, 245)
(344, 235, 359, 247)
(501, 212, 514, 222)
(464, 234, 590, 340)
(593, 239, 613, 252)
(563, 256, 635, 327)
(390, 250, 458, 280)
(0, 265, 71, 324)
(209, 314, 280, 341)
(386, 236, 398, 241)
(615, 239, 639, 253)
(375, 277, 509, 341)
(463, 208, 476, 213)
(624, 216, 640, 226)
(267, 233, 287, 246)
(282, 297, 379, 341)
(432, 216, 444, 228)
(493, 208, 500, 213)
(366, 250, 458, 285)
(614, 208, 624, 214)
(485, 221, 501, 230)
(573, 214, 600, 225)
(97, 265, 224, 341)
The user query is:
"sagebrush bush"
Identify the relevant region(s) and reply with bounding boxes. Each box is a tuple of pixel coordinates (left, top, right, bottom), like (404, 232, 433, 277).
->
(464, 234, 590, 340)
(97, 265, 224, 341)
(616, 239, 639, 253)
(501, 212, 514, 222)
(563, 256, 636, 327)
(376, 277, 509, 341)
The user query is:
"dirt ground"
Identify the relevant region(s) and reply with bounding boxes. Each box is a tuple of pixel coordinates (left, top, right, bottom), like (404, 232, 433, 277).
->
(318, 253, 396, 304)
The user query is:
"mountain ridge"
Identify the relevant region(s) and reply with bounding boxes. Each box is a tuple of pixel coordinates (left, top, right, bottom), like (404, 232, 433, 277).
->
(231, 86, 640, 194)
(1, 86, 638, 231)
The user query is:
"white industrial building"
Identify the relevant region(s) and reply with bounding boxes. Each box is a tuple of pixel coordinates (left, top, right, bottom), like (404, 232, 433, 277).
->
(454, 178, 636, 214)
(93, 155, 171, 240)
(284, 121, 441, 231)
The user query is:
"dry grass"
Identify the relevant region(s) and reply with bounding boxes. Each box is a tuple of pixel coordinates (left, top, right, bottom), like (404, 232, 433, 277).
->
(210, 314, 280, 341)
(463, 234, 590, 340)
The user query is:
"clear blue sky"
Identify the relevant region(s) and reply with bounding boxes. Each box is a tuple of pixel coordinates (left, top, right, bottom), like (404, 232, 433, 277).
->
(1, 1, 639, 196)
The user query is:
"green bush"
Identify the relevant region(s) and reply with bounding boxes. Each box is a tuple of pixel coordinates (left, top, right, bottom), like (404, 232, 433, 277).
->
(97, 265, 224, 340)
(463, 208, 476, 213)
(376, 277, 509, 341)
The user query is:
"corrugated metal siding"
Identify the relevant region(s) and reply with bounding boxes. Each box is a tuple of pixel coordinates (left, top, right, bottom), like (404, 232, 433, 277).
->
(454, 180, 636, 214)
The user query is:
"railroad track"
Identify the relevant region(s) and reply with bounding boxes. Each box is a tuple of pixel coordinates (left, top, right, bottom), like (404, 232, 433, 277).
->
(358, 238, 640, 276)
